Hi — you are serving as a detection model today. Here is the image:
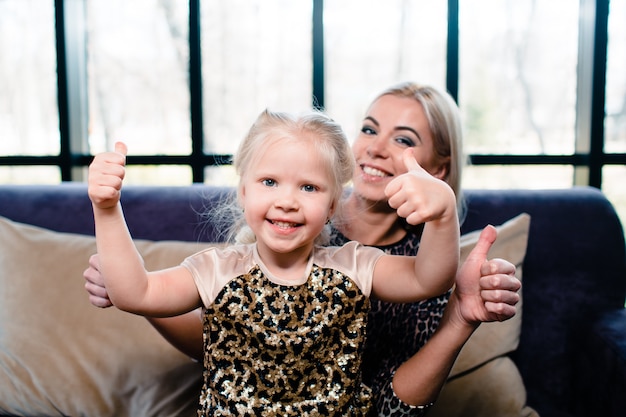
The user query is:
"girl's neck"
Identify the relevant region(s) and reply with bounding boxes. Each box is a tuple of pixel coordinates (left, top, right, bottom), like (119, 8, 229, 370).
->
(337, 193, 407, 247)
(255, 242, 313, 283)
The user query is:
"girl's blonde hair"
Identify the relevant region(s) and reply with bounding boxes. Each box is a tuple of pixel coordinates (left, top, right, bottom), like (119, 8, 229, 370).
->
(217, 109, 354, 244)
(373, 82, 467, 221)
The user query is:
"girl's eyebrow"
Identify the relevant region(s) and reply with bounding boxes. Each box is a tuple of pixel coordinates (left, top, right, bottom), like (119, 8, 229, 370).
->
(364, 116, 423, 144)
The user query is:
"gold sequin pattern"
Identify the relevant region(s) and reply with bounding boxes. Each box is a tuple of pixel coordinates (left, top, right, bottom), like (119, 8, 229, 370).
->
(197, 264, 372, 416)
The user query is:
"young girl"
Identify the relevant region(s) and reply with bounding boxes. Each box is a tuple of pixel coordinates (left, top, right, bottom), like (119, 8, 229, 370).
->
(88, 109, 460, 416)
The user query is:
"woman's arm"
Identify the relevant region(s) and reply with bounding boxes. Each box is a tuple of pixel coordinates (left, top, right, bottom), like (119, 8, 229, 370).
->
(148, 312, 204, 360)
(84, 253, 204, 360)
(391, 225, 520, 407)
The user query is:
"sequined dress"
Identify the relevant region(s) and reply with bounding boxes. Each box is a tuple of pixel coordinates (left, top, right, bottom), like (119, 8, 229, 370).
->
(182, 241, 384, 416)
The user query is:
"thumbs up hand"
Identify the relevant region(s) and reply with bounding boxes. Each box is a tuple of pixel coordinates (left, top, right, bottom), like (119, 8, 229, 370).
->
(452, 225, 521, 326)
(385, 148, 457, 226)
(88, 141, 128, 209)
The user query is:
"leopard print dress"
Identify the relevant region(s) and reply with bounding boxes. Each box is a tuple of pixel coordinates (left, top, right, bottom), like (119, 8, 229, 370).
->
(182, 242, 384, 416)
(330, 226, 451, 417)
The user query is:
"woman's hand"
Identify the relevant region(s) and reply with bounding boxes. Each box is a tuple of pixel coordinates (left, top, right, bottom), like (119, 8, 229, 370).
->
(451, 225, 521, 327)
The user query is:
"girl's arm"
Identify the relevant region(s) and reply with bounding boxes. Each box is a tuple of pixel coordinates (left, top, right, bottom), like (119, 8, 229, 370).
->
(88, 142, 200, 317)
(372, 148, 459, 302)
(390, 226, 521, 407)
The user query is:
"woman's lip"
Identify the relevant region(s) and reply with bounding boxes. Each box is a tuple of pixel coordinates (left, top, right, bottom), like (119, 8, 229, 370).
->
(361, 164, 391, 178)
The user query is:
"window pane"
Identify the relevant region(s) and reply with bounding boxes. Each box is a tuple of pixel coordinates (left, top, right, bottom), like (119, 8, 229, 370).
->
(463, 165, 574, 189)
(204, 165, 237, 186)
(123, 165, 192, 185)
(201, 0, 312, 154)
(0, 0, 58, 156)
(459, 0, 579, 155)
(86, 0, 190, 155)
(0, 166, 60, 184)
(603, 165, 626, 240)
(325, 0, 448, 140)
(605, 0, 626, 153)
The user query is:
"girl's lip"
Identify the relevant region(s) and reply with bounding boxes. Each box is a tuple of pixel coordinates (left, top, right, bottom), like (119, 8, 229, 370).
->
(268, 219, 300, 228)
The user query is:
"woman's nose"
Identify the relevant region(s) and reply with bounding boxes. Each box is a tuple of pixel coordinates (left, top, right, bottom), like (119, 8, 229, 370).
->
(366, 135, 388, 158)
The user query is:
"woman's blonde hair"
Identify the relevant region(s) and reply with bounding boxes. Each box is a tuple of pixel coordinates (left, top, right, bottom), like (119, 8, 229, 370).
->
(373, 82, 467, 221)
(216, 109, 354, 244)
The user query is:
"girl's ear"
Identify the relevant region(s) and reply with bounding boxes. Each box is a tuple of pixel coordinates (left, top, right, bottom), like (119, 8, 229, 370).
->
(328, 198, 337, 220)
(237, 185, 246, 207)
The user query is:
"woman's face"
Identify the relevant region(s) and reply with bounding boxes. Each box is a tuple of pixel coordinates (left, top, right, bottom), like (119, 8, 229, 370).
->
(351, 94, 447, 203)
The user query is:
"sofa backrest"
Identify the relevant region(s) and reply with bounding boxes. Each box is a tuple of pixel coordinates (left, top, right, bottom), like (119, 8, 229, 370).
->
(1, 183, 625, 413)
(460, 187, 626, 411)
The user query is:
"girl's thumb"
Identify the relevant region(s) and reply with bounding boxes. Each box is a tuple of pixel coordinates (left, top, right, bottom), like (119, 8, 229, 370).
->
(114, 141, 128, 157)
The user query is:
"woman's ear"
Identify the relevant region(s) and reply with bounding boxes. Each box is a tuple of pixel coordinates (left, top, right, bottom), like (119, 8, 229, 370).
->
(430, 156, 451, 181)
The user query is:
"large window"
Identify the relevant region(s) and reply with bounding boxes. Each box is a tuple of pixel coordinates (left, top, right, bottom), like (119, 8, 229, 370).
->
(86, 0, 192, 184)
(0, 0, 624, 229)
(459, 0, 579, 190)
(603, 0, 626, 229)
(0, 0, 59, 183)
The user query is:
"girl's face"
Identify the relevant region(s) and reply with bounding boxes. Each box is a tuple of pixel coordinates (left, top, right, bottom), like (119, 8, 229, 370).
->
(351, 94, 448, 204)
(240, 136, 336, 259)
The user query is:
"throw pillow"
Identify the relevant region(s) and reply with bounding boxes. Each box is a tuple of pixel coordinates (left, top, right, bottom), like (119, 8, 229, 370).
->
(0, 216, 204, 417)
(428, 213, 538, 417)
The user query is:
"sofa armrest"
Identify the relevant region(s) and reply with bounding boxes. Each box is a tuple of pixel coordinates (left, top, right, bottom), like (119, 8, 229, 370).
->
(574, 308, 626, 416)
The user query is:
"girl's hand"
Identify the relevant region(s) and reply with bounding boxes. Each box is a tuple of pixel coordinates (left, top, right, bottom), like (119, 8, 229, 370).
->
(384, 148, 457, 225)
(88, 141, 128, 209)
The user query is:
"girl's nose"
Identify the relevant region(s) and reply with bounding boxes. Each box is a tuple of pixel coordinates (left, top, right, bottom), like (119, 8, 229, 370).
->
(274, 189, 299, 211)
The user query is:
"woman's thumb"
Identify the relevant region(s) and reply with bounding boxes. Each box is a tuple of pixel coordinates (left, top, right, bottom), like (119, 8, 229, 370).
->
(402, 148, 421, 172)
(467, 225, 497, 263)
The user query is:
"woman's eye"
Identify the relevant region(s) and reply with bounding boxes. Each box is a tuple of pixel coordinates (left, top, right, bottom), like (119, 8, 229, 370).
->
(395, 136, 416, 147)
(262, 179, 276, 187)
(361, 125, 376, 135)
(302, 184, 317, 193)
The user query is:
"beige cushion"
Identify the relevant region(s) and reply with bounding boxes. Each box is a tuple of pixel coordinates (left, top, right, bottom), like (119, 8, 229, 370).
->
(0, 216, 203, 417)
(430, 356, 539, 417)
(429, 213, 538, 417)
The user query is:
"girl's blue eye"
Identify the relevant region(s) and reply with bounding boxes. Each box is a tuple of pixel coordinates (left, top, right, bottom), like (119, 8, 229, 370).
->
(262, 179, 276, 187)
(302, 184, 317, 192)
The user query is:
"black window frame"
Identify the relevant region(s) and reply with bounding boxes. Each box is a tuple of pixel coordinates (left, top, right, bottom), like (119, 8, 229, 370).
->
(1, 0, 624, 188)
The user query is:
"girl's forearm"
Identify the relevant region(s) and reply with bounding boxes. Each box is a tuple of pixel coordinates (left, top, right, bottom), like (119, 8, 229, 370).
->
(93, 203, 149, 312)
(413, 214, 460, 293)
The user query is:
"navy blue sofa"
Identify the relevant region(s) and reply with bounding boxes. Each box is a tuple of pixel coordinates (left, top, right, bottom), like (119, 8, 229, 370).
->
(0, 184, 624, 416)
